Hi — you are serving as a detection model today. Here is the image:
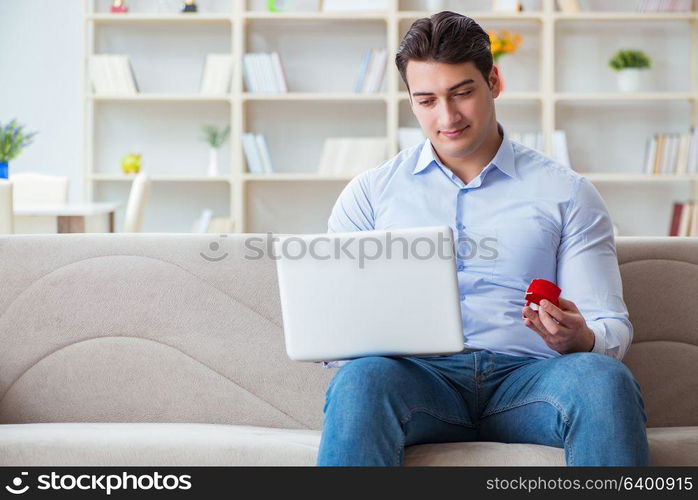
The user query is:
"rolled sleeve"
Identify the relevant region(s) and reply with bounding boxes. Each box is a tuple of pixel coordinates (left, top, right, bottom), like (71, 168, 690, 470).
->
(557, 176, 633, 360)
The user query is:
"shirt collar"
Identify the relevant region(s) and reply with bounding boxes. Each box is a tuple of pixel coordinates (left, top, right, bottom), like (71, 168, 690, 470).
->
(412, 122, 517, 180)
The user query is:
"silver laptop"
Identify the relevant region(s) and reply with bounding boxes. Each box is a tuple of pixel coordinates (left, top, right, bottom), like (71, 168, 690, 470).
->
(274, 226, 465, 362)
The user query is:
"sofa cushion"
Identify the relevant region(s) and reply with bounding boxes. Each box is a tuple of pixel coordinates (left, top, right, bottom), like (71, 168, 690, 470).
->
(0, 423, 320, 466)
(2, 423, 695, 466)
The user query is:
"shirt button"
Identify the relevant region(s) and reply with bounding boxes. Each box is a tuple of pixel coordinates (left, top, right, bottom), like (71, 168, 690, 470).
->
(460, 293, 466, 301)
(457, 223, 465, 231)
(457, 264, 465, 271)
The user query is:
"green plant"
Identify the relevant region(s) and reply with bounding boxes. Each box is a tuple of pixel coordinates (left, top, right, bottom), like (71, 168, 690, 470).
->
(608, 49, 651, 71)
(0, 119, 38, 162)
(201, 124, 230, 149)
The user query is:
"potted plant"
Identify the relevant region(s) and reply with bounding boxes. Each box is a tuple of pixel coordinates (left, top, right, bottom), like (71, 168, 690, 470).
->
(201, 124, 230, 176)
(0, 120, 38, 179)
(608, 49, 651, 92)
(488, 30, 524, 91)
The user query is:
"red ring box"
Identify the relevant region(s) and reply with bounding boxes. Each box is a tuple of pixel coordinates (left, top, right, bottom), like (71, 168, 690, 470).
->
(525, 279, 561, 308)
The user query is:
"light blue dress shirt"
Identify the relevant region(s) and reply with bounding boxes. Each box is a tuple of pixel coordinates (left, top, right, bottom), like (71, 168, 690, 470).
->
(327, 123, 632, 361)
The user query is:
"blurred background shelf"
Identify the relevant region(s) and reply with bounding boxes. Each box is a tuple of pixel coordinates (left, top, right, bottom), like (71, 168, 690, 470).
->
(73, 0, 698, 235)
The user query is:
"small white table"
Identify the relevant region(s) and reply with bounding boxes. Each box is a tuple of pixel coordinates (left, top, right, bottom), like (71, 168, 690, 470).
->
(13, 202, 120, 233)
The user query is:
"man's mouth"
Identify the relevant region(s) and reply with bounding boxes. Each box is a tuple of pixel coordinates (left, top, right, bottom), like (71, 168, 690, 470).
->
(440, 126, 468, 139)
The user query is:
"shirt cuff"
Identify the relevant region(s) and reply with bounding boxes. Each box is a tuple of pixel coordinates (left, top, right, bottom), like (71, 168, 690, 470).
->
(588, 322, 607, 356)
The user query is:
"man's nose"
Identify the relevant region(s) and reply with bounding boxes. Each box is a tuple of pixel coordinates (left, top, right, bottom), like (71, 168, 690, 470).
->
(438, 100, 462, 126)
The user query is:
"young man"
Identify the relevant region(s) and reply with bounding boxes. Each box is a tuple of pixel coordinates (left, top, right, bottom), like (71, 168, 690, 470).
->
(317, 12, 649, 466)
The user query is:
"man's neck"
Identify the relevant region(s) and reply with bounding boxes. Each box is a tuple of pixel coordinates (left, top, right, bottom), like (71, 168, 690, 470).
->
(434, 125, 503, 185)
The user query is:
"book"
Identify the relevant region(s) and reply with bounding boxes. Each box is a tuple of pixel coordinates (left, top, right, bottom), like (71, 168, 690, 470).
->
(669, 202, 683, 236)
(556, 0, 580, 13)
(88, 56, 112, 94)
(243, 52, 288, 93)
(270, 52, 289, 93)
(242, 133, 273, 174)
(354, 50, 372, 93)
(366, 48, 388, 93)
(322, 0, 389, 11)
(552, 130, 572, 169)
(687, 128, 698, 174)
(317, 137, 388, 176)
(207, 216, 234, 233)
(242, 133, 265, 174)
(255, 134, 274, 173)
(678, 201, 694, 236)
(676, 133, 691, 175)
(200, 54, 234, 95)
(192, 209, 214, 233)
(644, 135, 657, 174)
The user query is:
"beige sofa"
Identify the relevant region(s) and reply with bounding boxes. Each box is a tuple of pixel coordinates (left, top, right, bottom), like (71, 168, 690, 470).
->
(0, 234, 696, 466)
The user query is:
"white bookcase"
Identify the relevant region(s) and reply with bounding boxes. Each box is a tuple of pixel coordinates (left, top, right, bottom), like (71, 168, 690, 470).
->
(83, 0, 698, 236)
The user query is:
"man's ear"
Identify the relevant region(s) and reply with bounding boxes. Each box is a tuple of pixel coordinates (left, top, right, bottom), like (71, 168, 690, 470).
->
(489, 66, 502, 98)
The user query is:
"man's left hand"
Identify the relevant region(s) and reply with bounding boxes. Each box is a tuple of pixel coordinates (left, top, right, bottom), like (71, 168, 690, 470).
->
(522, 297, 595, 354)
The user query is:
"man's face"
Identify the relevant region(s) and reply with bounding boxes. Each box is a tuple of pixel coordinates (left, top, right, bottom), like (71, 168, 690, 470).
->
(406, 60, 501, 161)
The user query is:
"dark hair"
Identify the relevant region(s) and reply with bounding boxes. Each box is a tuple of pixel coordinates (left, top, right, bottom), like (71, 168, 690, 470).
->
(395, 11, 493, 91)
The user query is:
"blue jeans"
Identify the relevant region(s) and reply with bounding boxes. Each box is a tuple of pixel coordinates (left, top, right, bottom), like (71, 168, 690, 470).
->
(316, 350, 649, 466)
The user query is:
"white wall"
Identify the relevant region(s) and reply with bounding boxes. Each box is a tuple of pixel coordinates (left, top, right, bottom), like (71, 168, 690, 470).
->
(0, 0, 84, 203)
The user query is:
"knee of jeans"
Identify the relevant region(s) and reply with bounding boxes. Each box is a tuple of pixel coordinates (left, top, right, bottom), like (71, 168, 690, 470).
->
(567, 353, 644, 404)
(324, 356, 404, 409)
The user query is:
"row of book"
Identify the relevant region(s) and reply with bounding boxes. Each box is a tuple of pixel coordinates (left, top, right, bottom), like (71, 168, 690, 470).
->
(269, 0, 388, 12)
(90, 53, 235, 95)
(638, 0, 693, 12)
(557, 0, 693, 12)
(354, 49, 388, 94)
(669, 202, 698, 237)
(243, 53, 288, 93)
(89, 55, 139, 94)
(191, 210, 234, 233)
(317, 137, 388, 176)
(242, 133, 274, 174)
(644, 130, 698, 175)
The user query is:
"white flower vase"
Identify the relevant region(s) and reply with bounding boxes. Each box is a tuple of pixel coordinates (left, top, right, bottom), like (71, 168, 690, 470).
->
(426, 0, 445, 12)
(207, 147, 219, 176)
(616, 68, 643, 93)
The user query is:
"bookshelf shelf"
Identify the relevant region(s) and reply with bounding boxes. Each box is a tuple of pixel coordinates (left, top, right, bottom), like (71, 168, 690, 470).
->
(398, 11, 544, 21)
(243, 173, 353, 182)
(553, 12, 697, 21)
(242, 92, 389, 102)
(90, 174, 232, 182)
(87, 13, 232, 23)
(244, 12, 390, 21)
(83, 0, 698, 236)
(89, 94, 232, 102)
(554, 92, 696, 102)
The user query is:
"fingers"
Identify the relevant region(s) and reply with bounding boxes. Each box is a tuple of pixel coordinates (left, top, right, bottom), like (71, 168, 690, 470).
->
(538, 300, 568, 327)
(522, 306, 548, 338)
(557, 296, 579, 312)
(538, 305, 564, 335)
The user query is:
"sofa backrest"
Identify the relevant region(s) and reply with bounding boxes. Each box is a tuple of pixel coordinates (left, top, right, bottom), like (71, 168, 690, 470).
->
(0, 234, 333, 431)
(616, 237, 698, 428)
(0, 234, 695, 430)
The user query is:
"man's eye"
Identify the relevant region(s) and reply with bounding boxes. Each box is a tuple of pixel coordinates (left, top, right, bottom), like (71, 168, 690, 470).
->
(456, 90, 473, 97)
(419, 100, 434, 106)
